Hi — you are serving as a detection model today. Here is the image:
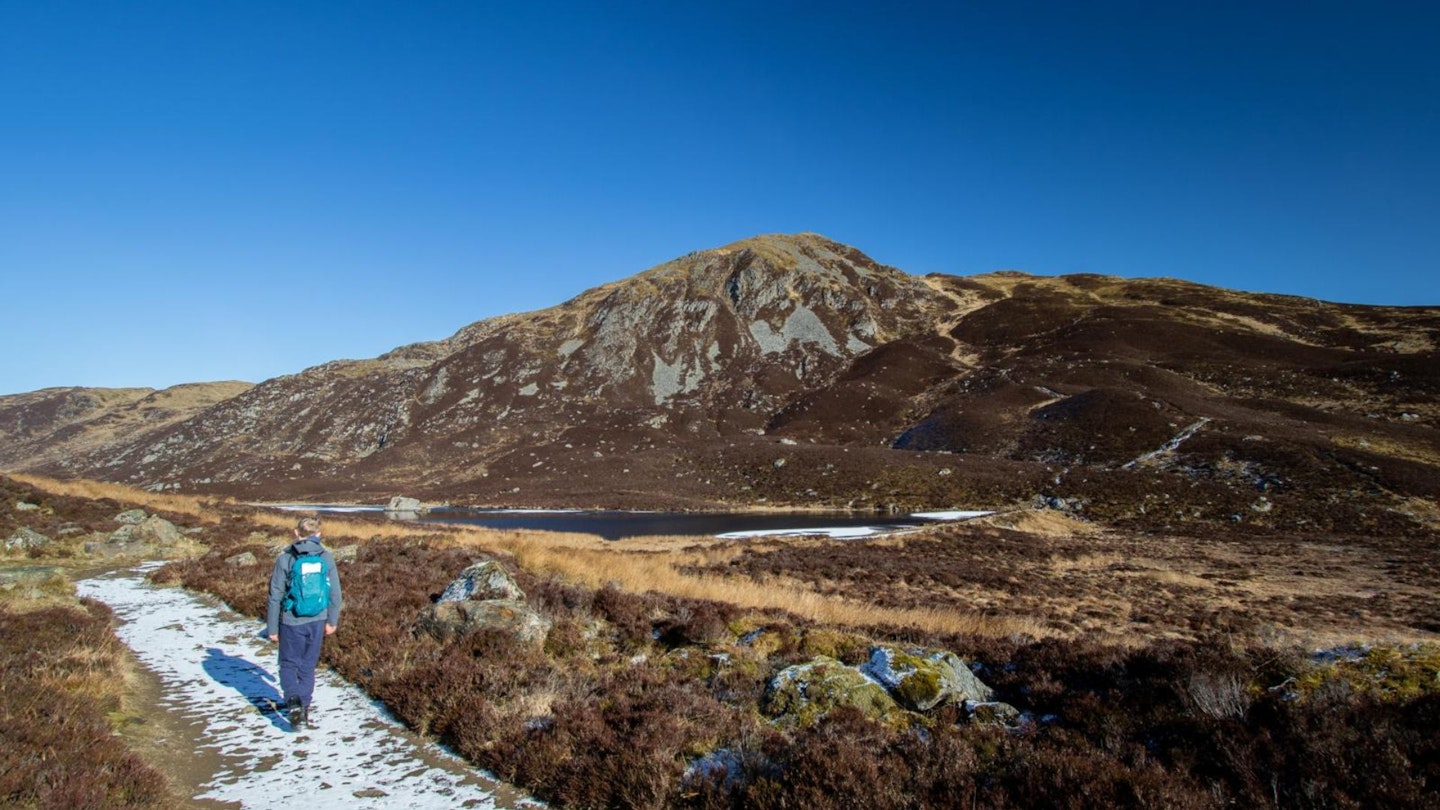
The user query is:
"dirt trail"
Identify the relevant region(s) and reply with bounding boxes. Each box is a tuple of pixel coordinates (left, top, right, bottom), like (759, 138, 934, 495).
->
(78, 565, 536, 809)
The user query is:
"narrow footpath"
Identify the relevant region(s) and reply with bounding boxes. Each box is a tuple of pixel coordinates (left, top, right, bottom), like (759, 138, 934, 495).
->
(78, 565, 536, 809)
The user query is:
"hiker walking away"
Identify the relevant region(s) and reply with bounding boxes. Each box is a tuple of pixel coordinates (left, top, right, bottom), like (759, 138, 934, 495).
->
(266, 515, 342, 730)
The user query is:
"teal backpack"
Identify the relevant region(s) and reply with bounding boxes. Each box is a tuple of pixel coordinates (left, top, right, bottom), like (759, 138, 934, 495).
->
(284, 548, 331, 618)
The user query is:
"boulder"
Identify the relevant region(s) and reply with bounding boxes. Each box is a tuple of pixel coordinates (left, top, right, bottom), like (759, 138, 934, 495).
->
(15, 501, 40, 512)
(108, 524, 136, 544)
(761, 656, 902, 726)
(131, 515, 185, 546)
(84, 539, 130, 558)
(115, 509, 148, 525)
(385, 496, 424, 513)
(438, 559, 525, 603)
(226, 551, 259, 567)
(5, 527, 51, 551)
(332, 544, 359, 563)
(418, 599, 551, 644)
(860, 647, 995, 711)
(967, 700, 1024, 726)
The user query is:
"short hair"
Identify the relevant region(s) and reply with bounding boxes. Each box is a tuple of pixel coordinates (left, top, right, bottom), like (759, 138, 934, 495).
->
(296, 516, 322, 536)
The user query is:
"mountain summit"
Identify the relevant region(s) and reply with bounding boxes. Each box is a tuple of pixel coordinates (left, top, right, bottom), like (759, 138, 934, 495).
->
(3, 233, 1437, 534)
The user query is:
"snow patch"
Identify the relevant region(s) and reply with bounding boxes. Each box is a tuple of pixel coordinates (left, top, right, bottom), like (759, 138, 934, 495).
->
(911, 511, 994, 521)
(77, 568, 533, 809)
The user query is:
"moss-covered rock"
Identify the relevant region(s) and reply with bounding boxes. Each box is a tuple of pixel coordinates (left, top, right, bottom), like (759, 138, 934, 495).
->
(860, 646, 995, 711)
(1298, 643, 1440, 702)
(762, 655, 901, 727)
(968, 700, 1023, 726)
(4, 526, 51, 551)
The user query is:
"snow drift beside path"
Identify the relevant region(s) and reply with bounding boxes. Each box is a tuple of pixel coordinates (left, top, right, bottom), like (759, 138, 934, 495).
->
(78, 566, 533, 809)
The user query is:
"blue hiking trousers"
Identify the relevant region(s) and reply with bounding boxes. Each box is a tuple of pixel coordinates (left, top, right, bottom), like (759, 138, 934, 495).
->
(277, 619, 326, 708)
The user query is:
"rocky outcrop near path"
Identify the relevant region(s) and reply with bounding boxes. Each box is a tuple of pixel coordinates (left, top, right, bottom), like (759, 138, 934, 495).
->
(417, 559, 551, 645)
(762, 645, 1020, 729)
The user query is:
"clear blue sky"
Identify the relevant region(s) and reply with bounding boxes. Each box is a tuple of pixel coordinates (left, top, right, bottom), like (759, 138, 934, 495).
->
(3, 1, 1437, 395)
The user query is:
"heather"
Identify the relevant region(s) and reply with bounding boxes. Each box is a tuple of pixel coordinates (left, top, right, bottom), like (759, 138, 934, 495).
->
(0, 599, 173, 808)
(161, 529, 1440, 808)
(7, 473, 1440, 807)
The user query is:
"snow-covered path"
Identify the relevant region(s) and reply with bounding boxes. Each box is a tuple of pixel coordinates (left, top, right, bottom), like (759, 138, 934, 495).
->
(78, 566, 533, 809)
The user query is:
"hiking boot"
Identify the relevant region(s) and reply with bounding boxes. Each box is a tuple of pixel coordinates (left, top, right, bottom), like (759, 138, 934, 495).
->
(301, 706, 315, 728)
(286, 697, 305, 730)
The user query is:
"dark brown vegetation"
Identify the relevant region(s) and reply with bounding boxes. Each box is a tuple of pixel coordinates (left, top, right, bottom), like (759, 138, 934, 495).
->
(158, 521, 1440, 809)
(686, 520, 1440, 642)
(0, 599, 172, 808)
(7, 473, 1440, 808)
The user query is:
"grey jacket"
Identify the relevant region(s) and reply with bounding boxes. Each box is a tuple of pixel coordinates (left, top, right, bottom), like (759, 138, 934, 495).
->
(266, 536, 342, 636)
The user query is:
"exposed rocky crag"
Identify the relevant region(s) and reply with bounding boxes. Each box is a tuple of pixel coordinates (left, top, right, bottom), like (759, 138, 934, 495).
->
(3, 233, 1437, 535)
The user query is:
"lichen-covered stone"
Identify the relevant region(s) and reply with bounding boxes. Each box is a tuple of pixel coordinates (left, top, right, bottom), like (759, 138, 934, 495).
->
(860, 647, 995, 711)
(968, 701, 1023, 726)
(332, 544, 359, 563)
(226, 551, 259, 567)
(114, 509, 148, 525)
(131, 515, 184, 546)
(438, 559, 525, 603)
(418, 598, 551, 645)
(762, 656, 902, 726)
(5, 526, 50, 551)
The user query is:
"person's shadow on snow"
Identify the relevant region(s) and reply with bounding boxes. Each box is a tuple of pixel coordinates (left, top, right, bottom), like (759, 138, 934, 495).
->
(201, 647, 288, 731)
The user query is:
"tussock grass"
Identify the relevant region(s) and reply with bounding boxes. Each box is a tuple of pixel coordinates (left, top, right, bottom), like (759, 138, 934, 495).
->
(447, 527, 1048, 638)
(9, 473, 229, 524)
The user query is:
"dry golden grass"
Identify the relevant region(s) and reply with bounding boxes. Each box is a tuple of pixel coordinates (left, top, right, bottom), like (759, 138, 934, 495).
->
(13, 475, 1437, 647)
(11, 475, 1043, 637)
(0, 568, 79, 612)
(447, 526, 1050, 638)
(1330, 434, 1440, 466)
(9, 473, 231, 524)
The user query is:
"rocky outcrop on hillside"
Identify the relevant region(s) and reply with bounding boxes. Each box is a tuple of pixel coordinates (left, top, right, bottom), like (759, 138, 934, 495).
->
(3, 233, 1437, 535)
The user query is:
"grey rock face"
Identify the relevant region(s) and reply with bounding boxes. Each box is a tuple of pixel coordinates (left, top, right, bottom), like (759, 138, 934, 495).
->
(420, 558, 547, 645)
(386, 496, 424, 513)
(859, 647, 995, 711)
(225, 551, 259, 566)
(967, 701, 1024, 726)
(438, 560, 526, 603)
(5, 527, 51, 550)
(115, 509, 148, 525)
(132, 515, 185, 546)
(418, 599, 552, 644)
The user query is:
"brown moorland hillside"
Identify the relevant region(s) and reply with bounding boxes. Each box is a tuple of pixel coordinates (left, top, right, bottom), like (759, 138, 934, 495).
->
(7, 474, 1439, 808)
(0, 381, 253, 472)
(2, 234, 1436, 537)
